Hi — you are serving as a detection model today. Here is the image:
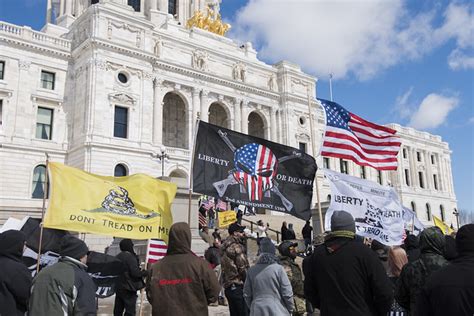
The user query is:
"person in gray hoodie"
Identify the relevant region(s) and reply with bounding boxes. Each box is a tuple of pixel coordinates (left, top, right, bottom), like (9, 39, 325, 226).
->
(243, 237, 294, 316)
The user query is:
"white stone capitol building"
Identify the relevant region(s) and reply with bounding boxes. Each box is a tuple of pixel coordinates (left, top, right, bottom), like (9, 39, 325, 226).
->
(0, 0, 458, 244)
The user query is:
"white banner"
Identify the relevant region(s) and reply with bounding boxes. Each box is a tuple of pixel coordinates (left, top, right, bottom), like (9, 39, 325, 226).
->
(324, 169, 404, 246)
(402, 206, 424, 236)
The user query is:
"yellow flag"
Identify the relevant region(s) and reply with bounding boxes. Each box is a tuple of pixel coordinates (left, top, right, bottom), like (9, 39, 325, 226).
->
(433, 215, 454, 235)
(44, 162, 177, 242)
(218, 210, 237, 228)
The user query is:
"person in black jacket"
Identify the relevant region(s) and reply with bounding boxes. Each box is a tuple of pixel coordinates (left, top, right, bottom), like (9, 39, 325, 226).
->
(302, 220, 313, 249)
(304, 211, 393, 316)
(0, 230, 32, 316)
(417, 224, 474, 316)
(114, 239, 147, 316)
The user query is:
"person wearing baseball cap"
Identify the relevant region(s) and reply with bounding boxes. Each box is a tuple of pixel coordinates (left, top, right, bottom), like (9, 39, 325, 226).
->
(29, 235, 97, 315)
(222, 221, 249, 316)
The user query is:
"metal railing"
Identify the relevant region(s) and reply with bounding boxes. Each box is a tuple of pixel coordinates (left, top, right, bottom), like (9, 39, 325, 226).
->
(241, 217, 281, 243)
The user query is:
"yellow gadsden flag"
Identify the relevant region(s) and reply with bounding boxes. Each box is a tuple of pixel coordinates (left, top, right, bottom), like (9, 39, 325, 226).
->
(44, 162, 177, 242)
(218, 210, 237, 228)
(433, 215, 454, 235)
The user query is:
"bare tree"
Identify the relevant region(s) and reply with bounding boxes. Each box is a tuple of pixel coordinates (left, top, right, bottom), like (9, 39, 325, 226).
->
(458, 209, 474, 226)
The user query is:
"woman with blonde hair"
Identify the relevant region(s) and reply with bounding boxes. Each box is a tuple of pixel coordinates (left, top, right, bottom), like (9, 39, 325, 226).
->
(387, 247, 408, 316)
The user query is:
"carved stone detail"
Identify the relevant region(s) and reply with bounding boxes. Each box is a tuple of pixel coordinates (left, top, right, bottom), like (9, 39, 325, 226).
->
(108, 93, 136, 106)
(268, 74, 277, 91)
(18, 60, 31, 70)
(232, 62, 246, 82)
(192, 50, 209, 71)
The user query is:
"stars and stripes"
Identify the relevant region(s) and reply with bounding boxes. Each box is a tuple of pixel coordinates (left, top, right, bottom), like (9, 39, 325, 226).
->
(201, 198, 214, 211)
(319, 99, 401, 171)
(146, 239, 167, 264)
(216, 199, 227, 211)
(233, 143, 277, 201)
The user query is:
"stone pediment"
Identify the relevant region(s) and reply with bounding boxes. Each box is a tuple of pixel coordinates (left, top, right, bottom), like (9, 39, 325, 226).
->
(108, 92, 136, 106)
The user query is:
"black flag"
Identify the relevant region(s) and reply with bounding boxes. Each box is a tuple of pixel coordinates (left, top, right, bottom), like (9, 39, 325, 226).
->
(192, 121, 317, 220)
(87, 251, 125, 298)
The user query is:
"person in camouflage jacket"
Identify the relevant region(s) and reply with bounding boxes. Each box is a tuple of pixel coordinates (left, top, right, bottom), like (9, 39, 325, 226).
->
(278, 241, 306, 316)
(395, 226, 448, 315)
(221, 223, 250, 316)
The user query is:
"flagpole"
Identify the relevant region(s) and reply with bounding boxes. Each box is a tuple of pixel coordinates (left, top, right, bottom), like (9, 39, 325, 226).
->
(138, 240, 150, 316)
(188, 118, 200, 224)
(36, 152, 50, 274)
(307, 88, 324, 234)
(329, 73, 334, 101)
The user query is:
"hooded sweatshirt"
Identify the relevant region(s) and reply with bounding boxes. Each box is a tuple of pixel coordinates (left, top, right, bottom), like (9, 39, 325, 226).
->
(146, 222, 220, 316)
(0, 230, 32, 316)
(404, 234, 421, 262)
(395, 227, 448, 315)
(116, 239, 146, 292)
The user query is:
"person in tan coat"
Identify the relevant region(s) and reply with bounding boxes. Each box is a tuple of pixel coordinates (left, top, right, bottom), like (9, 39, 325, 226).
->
(146, 222, 220, 316)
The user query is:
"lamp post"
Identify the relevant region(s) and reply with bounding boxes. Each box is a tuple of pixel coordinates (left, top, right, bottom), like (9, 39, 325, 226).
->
(453, 209, 460, 230)
(155, 146, 169, 177)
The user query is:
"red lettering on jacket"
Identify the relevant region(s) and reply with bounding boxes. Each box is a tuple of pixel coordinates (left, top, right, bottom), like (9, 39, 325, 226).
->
(157, 278, 193, 286)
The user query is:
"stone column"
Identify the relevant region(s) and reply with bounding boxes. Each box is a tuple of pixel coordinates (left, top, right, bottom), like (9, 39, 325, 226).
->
(233, 99, 241, 132)
(200, 90, 208, 122)
(191, 87, 200, 135)
(424, 150, 432, 190)
(158, 0, 168, 12)
(149, 0, 157, 11)
(152, 77, 163, 145)
(65, 0, 73, 15)
(270, 108, 277, 141)
(409, 147, 417, 187)
(241, 100, 249, 134)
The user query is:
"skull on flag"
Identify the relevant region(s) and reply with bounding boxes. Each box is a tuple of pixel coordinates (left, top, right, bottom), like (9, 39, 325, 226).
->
(232, 143, 278, 201)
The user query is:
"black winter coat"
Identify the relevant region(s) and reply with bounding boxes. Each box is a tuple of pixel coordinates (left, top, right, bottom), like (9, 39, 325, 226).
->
(304, 237, 393, 316)
(417, 255, 474, 316)
(0, 231, 32, 316)
(116, 251, 147, 292)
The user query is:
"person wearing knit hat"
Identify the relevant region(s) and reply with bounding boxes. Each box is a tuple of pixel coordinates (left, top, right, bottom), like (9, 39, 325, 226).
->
(417, 224, 474, 316)
(59, 234, 89, 261)
(29, 235, 96, 315)
(244, 237, 294, 315)
(304, 210, 393, 316)
(0, 230, 32, 316)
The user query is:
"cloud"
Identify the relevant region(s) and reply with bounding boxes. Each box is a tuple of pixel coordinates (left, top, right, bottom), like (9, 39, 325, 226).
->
(393, 87, 414, 119)
(469, 117, 474, 124)
(448, 48, 474, 70)
(230, 1, 474, 79)
(408, 94, 458, 130)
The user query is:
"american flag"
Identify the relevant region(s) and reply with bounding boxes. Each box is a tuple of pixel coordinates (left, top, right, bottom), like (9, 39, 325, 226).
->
(319, 99, 401, 170)
(232, 143, 277, 200)
(216, 199, 227, 211)
(146, 239, 167, 264)
(201, 198, 214, 211)
(199, 212, 207, 227)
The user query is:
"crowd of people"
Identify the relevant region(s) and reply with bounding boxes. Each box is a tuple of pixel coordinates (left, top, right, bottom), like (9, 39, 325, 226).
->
(1, 213, 473, 316)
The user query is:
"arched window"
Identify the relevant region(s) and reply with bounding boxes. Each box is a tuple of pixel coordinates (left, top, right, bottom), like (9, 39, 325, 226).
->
(426, 203, 431, 221)
(32, 165, 48, 199)
(169, 169, 187, 179)
(114, 164, 128, 177)
(248, 111, 265, 139)
(208, 103, 229, 128)
(163, 93, 188, 149)
(411, 201, 416, 213)
(327, 194, 331, 202)
(440, 205, 445, 221)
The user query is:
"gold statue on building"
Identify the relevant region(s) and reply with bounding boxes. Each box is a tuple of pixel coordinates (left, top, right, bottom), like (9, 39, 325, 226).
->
(186, 6, 231, 36)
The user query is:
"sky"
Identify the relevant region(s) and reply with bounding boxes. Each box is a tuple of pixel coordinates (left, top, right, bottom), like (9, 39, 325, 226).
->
(0, 0, 473, 212)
